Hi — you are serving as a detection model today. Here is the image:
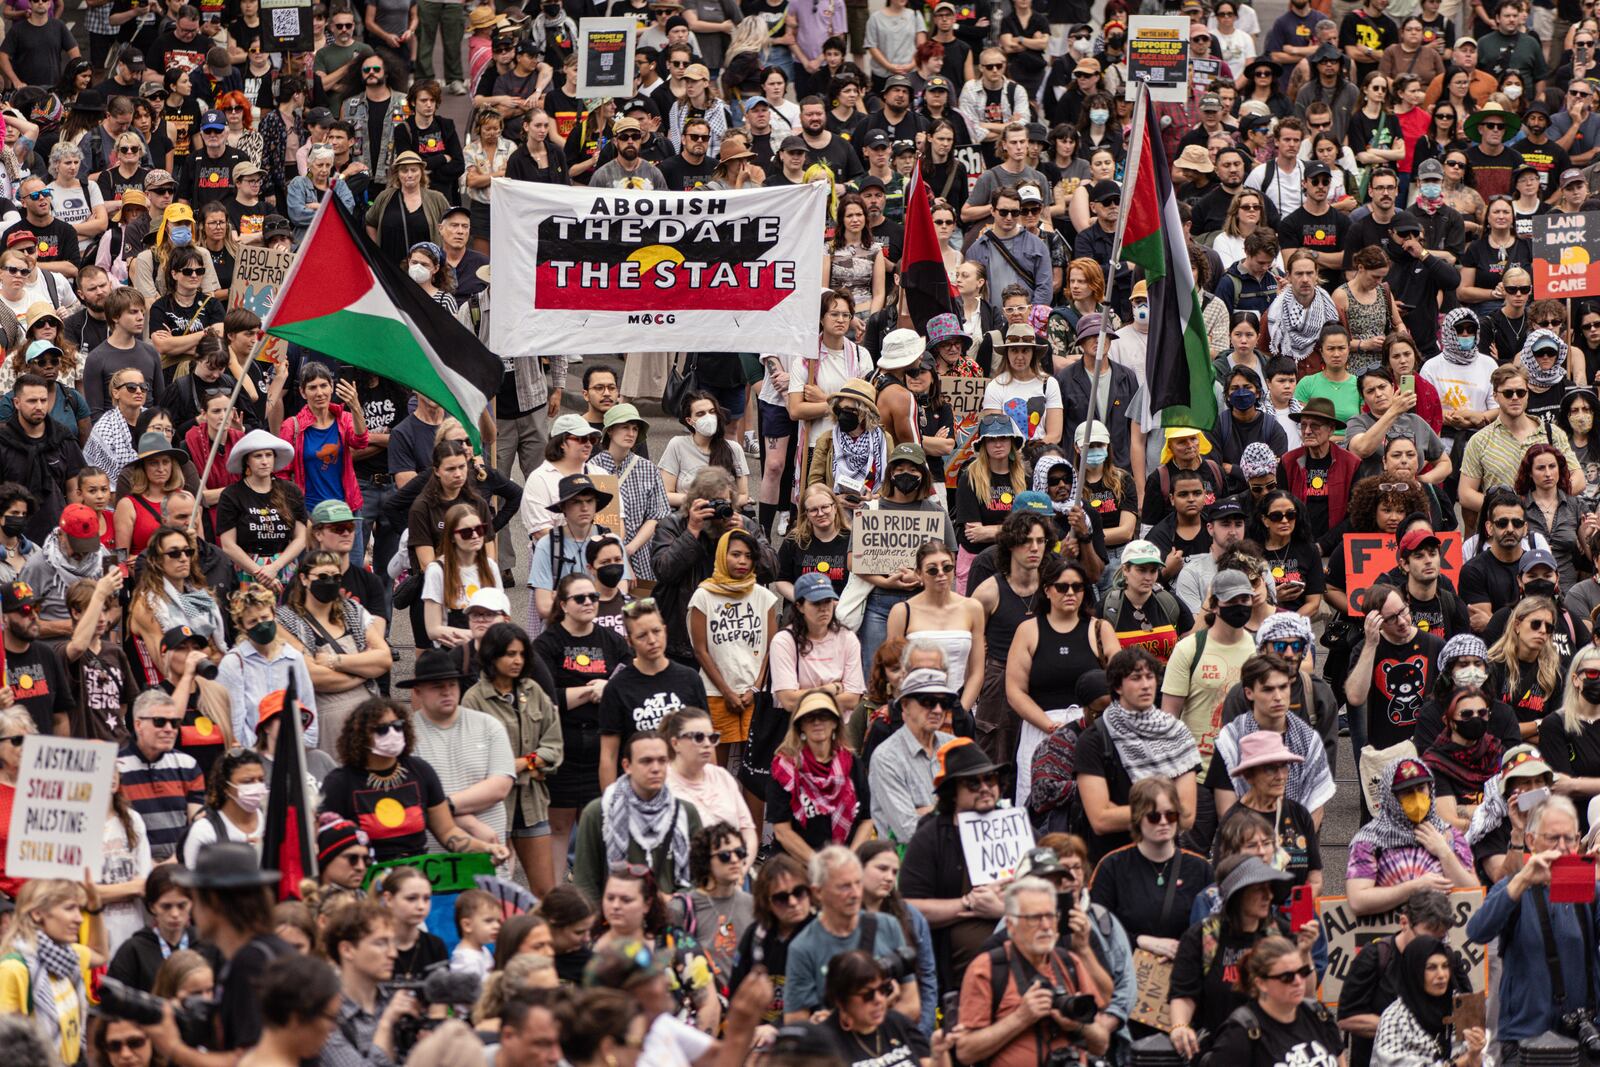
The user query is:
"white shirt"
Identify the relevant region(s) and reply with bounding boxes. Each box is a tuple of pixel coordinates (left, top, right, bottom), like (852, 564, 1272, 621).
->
(1246, 158, 1304, 214)
(1421, 351, 1500, 443)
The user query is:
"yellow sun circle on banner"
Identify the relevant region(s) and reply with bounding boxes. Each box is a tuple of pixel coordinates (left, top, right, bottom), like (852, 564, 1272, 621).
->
(374, 798, 407, 828)
(195, 716, 214, 736)
(630, 245, 685, 275)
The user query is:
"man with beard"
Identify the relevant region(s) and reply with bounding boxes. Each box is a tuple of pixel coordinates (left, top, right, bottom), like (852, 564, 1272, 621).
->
(340, 53, 403, 184)
(1459, 490, 1536, 632)
(63, 266, 113, 355)
(858, 73, 926, 158)
(1511, 103, 1570, 194)
(1277, 161, 1351, 283)
(1193, 147, 1279, 234)
(0, 374, 83, 543)
(657, 115, 717, 190)
(590, 116, 668, 188)
(1464, 103, 1524, 201)
(797, 95, 862, 184)
(0, 579, 74, 738)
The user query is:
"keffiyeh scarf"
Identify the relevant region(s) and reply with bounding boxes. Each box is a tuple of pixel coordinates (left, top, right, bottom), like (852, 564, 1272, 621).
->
(152, 577, 224, 644)
(1423, 731, 1502, 794)
(1441, 308, 1482, 366)
(1466, 772, 1509, 845)
(1350, 758, 1455, 853)
(1102, 700, 1199, 781)
(1028, 718, 1083, 816)
(771, 746, 859, 843)
(1214, 712, 1336, 811)
(1520, 328, 1569, 388)
(1033, 455, 1074, 515)
(601, 776, 692, 887)
(27, 934, 83, 1048)
(832, 423, 888, 493)
(1268, 286, 1339, 363)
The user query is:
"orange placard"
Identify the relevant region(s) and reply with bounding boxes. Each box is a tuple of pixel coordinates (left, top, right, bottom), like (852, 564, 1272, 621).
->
(1343, 530, 1463, 616)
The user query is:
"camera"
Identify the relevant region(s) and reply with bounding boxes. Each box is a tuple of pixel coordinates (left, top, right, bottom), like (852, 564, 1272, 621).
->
(874, 945, 920, 983)
(379, 965, 482, 1059)
(1559, 1010, 1600, 1057)
(708, 498, 735, 520)
(99, 977, 219, 1049)
(1051, 990, 1099, 1024)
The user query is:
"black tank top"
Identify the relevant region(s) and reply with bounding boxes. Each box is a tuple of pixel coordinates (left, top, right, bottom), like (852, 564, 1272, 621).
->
(1029, 613, 1098, 711)
(985, 574, 1034, 661)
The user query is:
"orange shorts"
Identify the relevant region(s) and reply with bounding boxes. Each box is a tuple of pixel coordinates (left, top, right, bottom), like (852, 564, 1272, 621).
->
(706, 694, 753, 744)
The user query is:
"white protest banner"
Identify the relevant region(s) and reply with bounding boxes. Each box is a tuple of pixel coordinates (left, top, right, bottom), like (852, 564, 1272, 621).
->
(1126, 16, 1191, 102)
(229, 244, 296, 366)
(576, 18, 636, 98)
(1316, 888, 1488, 1007)
(489, 182, 827, 357)
(956, 806, 1035, 885)
(5, 735, 116, 880)
(851, 509, 949, 575)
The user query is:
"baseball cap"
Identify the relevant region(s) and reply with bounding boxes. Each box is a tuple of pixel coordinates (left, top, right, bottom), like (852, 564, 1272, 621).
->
(1199, 93, 1222, 111)
(794, 572, 839, 603)
(1519, 548, 1559, 575)
(3, 230, 33, 249)
(1121, 540, 1162, 567)
(883, 73, 913, 91)
(621, 96, 658, 117)
(924, 74, 953, 93)
(466, 587, 513, 615)
(1398, 528, 1441, 556)
(863, 129, 892, 148)
(310, 499, 356, 525)
(779, 134, 807, 153)
(199, 109, 226, 132)
(888, 442, 928, 468)
(1205, 496, 1247, 522)
(144, 169, 176, 191)
(742, 96, 771, 112)
(856, 173, 886, 191)
(1416, 157, 1444, 179)
(1090, 179, 1120, 203)
(1, 581, 36, 613)
(1018, 184, 1043, 204)
(59, 503, 99, 550)
(1304, 160, 1331, 180)
(232, 160, 264, 180)
(261, 214, 291, 241)
(1391, 211, 1424, 235)
(160, 625, 209, 652)
(1211, 569, 1254, 603)
(612, 116, 642, 134)
(304, 107, 334, 128)
(1564, 167, 1587, 186)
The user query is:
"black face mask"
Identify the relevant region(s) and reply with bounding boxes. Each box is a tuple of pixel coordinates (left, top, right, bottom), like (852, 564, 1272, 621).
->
(892, 471, 923, 495)
(1217, 603, 1253, 628)
(597, 563, 626, 588)
(247, 619, 276, 645)
(309, 576, 342, 602)
(1455, 717, 1489, 743)
(1, 515, 25, 537)
(1525, 579, 1558, 599)
(1583, 679, 1600, 705)
(835, 409, 861, 434)
(542, 3, 561, 13)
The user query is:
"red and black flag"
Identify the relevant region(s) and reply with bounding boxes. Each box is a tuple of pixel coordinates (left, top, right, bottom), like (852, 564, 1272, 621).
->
(259, 677, 318, 900)
(898, 162, 958, 334)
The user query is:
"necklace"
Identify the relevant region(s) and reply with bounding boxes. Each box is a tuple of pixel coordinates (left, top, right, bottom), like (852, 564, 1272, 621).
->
(366, 762, 406, 788)
(850, 1030, 886, 1058)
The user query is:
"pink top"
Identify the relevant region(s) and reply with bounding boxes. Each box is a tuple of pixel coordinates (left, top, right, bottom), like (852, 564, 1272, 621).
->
(769, 628, 865, 696)
(667, 764, 758, 855)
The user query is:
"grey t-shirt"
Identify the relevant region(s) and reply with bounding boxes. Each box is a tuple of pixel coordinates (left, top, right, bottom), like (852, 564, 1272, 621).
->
(1344, 410, 1447, 475)
(372, 0, 414, 37)
(658, 433, 750, 487)
(678, 889, 755, 981)
(82, 339, 165, 420)
(590, 159, 669, 190)
(785, 911, 911, 1015)
(863, 6, 924, 78)
(968, 163, 1054, 208)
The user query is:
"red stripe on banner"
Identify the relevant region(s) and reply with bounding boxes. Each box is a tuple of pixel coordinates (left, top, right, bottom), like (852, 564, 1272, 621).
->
(533, 262, 796, 312)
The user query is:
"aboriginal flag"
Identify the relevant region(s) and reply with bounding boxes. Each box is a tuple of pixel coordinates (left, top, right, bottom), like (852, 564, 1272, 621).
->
(259, 674, 318, 900)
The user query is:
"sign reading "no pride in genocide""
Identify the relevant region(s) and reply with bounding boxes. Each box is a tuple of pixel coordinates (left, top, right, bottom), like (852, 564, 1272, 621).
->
(851, 509, 949, 575)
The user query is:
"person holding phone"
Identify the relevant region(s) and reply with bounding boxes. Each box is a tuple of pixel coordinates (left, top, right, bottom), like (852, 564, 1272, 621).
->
(1371, 935, 1485, 1067)
(1536, 644, 1600, 835)
(1463, 744, 1555, 883)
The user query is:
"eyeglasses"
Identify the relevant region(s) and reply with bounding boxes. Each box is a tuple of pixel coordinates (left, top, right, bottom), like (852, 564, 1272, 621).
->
(1505, 285, 1532, 295)
(0, 266, 26, 277)
(1493, 516, 1527, 529)
(160, 547, 196, 559)
(1455, 706, 1489, 720)
(1144, 810, 1180, 825)
(857, 981, 897, 1001)
(1013, 910, 1060, 925)
(373, 721, 405, 736)
(923, 562, 955, 575)
(1268, 639, 1307, 654)
(106, 1037, 150, 1054)
(715, 848, 749, 863)
(1266, 965, 1314, 983)
(563, 592, 599, 604)
(1528, 617, 1554, 632)
(176, 266, 206, 277)
(141, 716, 181, 729)
(678, 730, 721, 745)
(1052, 581, 1085, 594)
(1500, 388, 1529, 399)
(770, 886, 810, 905)
(1266, 509, 1297, 523)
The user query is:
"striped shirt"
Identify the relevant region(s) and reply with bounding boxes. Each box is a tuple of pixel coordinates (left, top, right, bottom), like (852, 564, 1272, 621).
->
(409, 709, 515, 853)
(116, 743, 203, 861)
(588, 451, 672, 581)
(1461, 419, 1584, 494)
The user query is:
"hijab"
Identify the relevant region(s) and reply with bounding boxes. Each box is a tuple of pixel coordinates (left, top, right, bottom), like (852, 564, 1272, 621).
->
(698, 528, 758, 597)
(1398, 934, 1457, 1039)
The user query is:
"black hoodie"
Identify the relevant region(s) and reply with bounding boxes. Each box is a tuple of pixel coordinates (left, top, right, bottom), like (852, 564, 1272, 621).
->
(0, 415, 85, 544)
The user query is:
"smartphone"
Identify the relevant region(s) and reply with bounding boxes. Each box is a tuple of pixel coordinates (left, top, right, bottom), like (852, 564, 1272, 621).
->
(1453, 992, 1486, 1032)
(1551, 854, 1598, 904)
(1288, 883, 1315, 932)
(1518, 785, 1552, 812)
(941, 991, 961, 1033)
(1401, 374, 1415, 394)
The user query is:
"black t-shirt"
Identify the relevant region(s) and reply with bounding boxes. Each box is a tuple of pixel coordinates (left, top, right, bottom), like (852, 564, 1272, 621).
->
(1300, 452, 1333, 536)
(392, 931, 448, 980)
(225, 196, 269, 242)
(1489, 655, 1564, 726)
(387, 414, 443, 479)
(777, 531, 850, 595)
(1171, 920, 1275, 1035)
(1278, 206, 1352, 282)
(1087, 843, 1212, 943)
(149, 292, 225, 340)
(1262, 541, 1326, 614)
(218, 934, 293, 1050)
(597, 660, 709, 738)
(1514, 139, 1572, 196)
(1405, 585, 1471, 641)
(72, 644, 135, 745)
(150, 30, 209, 74)
(1209, 796, 1323, 885)
(320, 755, 447, 861)
(3, 218, 80, 265)
(349, 372, 411, 479)
(216, 480, 309, 560)
(96, 166, 149, 204)
(1465, 145, 1525, 201)
(822, 1011, 928, 1067)
(1484, 601, 1589, 666)
(6, 639, 74, 737)
(1365, 630, 1445, 750)
(534, 622, 630, 806)
(1541, 714, 1600, 831)
(999, 11, 1051, 77)
(1460, 235, 1533, 294)
(1415, 695, 1522, 753)
(1139, 461, 1225, 526)
(935, 36, 972, 83)
(1210, 1001, 1343, 1067)
(955, 469, 1023, 553)
(183, 146, 250, 208)
(1343, 213, 1406, 272)
(342, 563, 389, 620)
(657, 153, 718, 191)
(1459, 549, 1519, 610)
(1339, 10, 1399, 79)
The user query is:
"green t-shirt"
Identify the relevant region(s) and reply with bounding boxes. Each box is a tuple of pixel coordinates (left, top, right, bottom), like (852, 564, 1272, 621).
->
(1293, 372, 1361, 426)
(313, 40, 374, 74)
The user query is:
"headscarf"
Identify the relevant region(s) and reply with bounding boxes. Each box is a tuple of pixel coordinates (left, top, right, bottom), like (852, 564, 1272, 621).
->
(600, 775, 692, 887)
(1032, 454, 1073, 515)
(1437, 633, 1488, 674)
(1520, 328, 1569, 388)
(1350, 757, 1454, 853)
(1398, 935, 1457, 1040)
(698, 528, 758, 598)
(1101, 700, 1199, 781)
(1268, 283, 1338, 363)
(1422, 693, 1503, 794)
(1441, 308, 1482, 366)
(1239, 442, 1278, 480)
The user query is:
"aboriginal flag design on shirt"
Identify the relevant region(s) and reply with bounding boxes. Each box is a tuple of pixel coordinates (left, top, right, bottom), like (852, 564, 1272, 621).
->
(353, 779, 427, 842)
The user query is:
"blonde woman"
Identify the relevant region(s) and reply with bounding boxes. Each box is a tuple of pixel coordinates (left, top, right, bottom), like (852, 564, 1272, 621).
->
(1486, 596, 1563, 740)
(953, 414, 1027, 585)
(775, 482, 852, 601)
(463, 110, 515, 254)
(1538, 643, 1600, 817)
(1212, 189, 1269, 271)
(0, 706, 34, 896)
(0, 878, 102, 1066)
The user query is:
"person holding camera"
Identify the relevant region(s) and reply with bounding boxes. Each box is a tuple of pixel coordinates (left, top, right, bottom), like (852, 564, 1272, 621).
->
(1467, 794, 1600, 1066)
(954, 876, 1109, 1067)
(820, 949, 957, 1067)
(317, 897, 420, 1067)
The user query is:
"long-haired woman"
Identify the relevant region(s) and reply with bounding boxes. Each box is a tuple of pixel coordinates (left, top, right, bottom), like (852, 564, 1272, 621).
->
(857, 840, 938, 1036)
(114, 432, 186, 557)
(886, 539, 985, 711)
(1247, 488, 1326, 617)
(198, 200, 239, 296)
(953, 415, 1027, 586)
(1516, 443, 1583, 592)
(728, 853, 812, 1022)
(591, 863, 720, 1032)
(217, 429, 306, 593)
(127, 524, 225, 673)
(770, 688, 872, 859)
(661, 391, 750, 509)
(422, 501, 502, 648)
(180, 746, 266, 867)
(0, 878, 102, 1063)
(1212, 188, 1269, 271)
(923, 122, 969, 222)
(277, 549, 389, 756)
(823, 192, 886, 324)
(667, 64, 731, 156)
(776, 482, 852, 600)
(1486, 596, 1564, 737)
(374, 866, 447, 979)
(981, 326, 1063, 443)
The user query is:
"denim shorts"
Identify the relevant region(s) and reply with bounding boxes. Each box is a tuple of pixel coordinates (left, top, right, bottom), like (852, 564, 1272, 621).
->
(512, 807, 551, 839)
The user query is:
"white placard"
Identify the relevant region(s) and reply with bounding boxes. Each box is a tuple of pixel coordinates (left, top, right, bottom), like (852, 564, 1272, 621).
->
(576, 18, 637, 99)
(1125, 15, 1191, 102)
(956, 806, 1036, 886)
(5, 735, 116, 880)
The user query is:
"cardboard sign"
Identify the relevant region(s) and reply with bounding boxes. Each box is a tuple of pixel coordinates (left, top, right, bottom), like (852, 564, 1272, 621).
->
(1533, 211, 1600, 300)
(1129, 948, 1174, 1031)
(850, 508, 949, 575)
(956, 806, 1035, 885)
(942, 375, 987, 425)
(955, 144, 987, 193)
(591, 472, 623, 535)
(1342, 530, 1463, 616)
(5, 736, 116, 880)
(364, 851, 497, 952)
(1125, 16, 1191, 102)
(229, 244, 295, 366)
(1316, 888, 1488, 1007)
(576, 18, 636, 98)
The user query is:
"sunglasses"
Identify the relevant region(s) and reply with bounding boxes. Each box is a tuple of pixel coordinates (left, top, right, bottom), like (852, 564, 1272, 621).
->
(996, 207, 1020, 217)
(160, 547, 197, 559)
(1267, 965, 1314, 983)
(857, 981, 897, 1001)
(319, 521, 356, 535)
(616, 131, 642, 141)
(0, 266, 26, 277)
(24, 190, 51, 201)
(176, 266, 206, 277)
(1505, 285, 1532, 295)
(1528, 617, 1553, 632)
(106, 1037, 149, 1054)
(1500, 388, 1529, 399)
(1455, 705, 1489, 720)
(1268, 639, 1307, 654)
(1493, 517, 1527, 528)
(960, 773, 1001, 789)
(1480, 122, 1506, 130)
(224, 104, 244, 111)
(362, 65, 384, 73)
(1536, 318, 1565, 328)
(0, 735, 24, 747)
(714, 848, 749, 863)
(141, 716, 182, 729)
(454, 524, 488, 539)
(923, 562, 955, 575)
(1249, 481, 1280, 495)
(679, 730, 722, 745)
(685, 132, 710, 142)
(983, 62, 1005, 70)
(1052, 581, 1085, 594)
(117, 381, 147, 392)
(563, 592, 600, 604)
(118, 145, 142, 154)
(770, 886, 810, 905)
(1266, 510, 1297, 523)
(1144, 810, 1180, 825)
(373, 721, 405, 736)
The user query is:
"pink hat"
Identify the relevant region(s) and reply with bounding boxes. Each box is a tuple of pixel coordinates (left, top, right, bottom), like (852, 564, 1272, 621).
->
(1231, 731, 1305, 775)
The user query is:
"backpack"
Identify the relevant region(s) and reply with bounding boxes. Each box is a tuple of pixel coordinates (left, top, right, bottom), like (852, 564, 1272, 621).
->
(1197, 997, 1333, 1067)
(984, 939, 1083, 1022)
(1101, 586, 1183, 635)
(173, 809, 229, 867)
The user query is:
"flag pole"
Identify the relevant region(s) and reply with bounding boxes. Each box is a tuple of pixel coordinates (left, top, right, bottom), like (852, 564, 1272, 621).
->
(1073, 79, 1148, 514)
(189, 332, 270, 538)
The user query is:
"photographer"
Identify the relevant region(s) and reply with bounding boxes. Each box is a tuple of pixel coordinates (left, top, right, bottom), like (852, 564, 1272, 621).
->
(954, 876, 1109, 1067)
(1466, 794, 1600, 1066)
(820, 950, 956, 1067)
(143, 842, 294, 1066)
(319, 897, 420, 1067)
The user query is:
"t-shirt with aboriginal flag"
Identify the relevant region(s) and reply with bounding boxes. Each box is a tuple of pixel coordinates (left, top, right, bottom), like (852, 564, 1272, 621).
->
(954, 470, 1020, 555)
(532, 622, 630, 810)
(320, 755, 447, 862)
(1261, 541, 1326, 615)
(2, 219, 82, 266)
(1083, 475, 1137, 535)
(777, 530, 850, 595)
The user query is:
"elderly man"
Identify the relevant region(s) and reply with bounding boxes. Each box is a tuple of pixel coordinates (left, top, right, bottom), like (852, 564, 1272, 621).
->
(955, 876, 1110, 1067)
(785, 845, 921, 1021)
(117, 689, 205, 860)
(868, 668, 957, 843)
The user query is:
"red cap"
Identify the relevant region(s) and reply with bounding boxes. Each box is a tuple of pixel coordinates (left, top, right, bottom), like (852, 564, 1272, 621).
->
(59, 503, 99, 540)
(1398, 528, 1442, 555)
(4, 230, 34, 249)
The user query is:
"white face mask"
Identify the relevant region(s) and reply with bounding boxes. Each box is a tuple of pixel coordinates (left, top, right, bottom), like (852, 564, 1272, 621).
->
(1071, 36, 1092, 53)
(372, 728, 406, 758)
(407, 262, 432, 284)
(231, 781, 268, 813)
(1133, 303, 1150, 327)
(1453, 665, 1489, 689)
(692, 413, 719, 436)
(1504, 83, 1523, 99)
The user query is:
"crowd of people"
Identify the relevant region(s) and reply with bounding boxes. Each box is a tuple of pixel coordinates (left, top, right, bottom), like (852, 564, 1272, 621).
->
(5, 0, 1600, 1064)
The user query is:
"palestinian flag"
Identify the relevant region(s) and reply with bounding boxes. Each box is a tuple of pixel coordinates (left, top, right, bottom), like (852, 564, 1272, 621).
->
(259, 675, 317, 900)
(898, 162, 958, 333)
(1123, 88, 1217, 431)
(264, 194, 503, 447)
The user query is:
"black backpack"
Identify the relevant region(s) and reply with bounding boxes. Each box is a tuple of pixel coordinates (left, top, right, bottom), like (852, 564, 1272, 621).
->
(174, 809, 229, 867)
